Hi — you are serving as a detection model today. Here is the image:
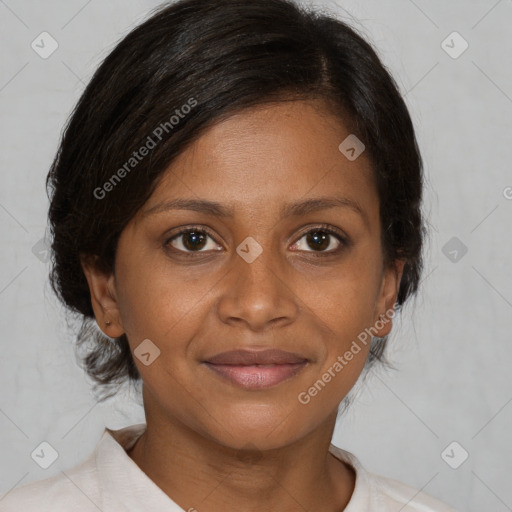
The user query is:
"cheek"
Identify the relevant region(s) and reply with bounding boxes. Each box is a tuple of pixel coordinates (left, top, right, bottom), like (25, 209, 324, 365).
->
(294, 284, 374, 417)
(300, 252, 381, 380)
(310, 286, 373, 383)
(115, 253, 215, 367)
(117, 272, 187, 340)
(303, 254, 382, 336)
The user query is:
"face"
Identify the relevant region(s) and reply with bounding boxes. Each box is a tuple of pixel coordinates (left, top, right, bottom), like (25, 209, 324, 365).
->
(82, 99, 404, 450)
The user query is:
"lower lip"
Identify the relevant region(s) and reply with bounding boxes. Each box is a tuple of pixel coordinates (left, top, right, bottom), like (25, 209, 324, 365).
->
(203, 362, 308, 390)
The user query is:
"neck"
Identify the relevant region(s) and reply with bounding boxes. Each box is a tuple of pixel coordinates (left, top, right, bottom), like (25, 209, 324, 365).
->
(127, 406, 355, 512)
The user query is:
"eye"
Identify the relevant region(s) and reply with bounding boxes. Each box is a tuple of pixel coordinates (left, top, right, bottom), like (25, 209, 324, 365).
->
(165, 226, 222, 253)
(164, 224, 348, 256)
(291, 224, 347, 255)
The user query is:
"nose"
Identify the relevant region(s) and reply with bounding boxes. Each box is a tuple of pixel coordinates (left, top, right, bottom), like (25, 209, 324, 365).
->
(215, 242, 299, 332)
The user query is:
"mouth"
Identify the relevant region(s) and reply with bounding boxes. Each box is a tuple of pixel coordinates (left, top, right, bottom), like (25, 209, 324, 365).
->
(202, 362, 308, 390)
(202, 349, 309, 390)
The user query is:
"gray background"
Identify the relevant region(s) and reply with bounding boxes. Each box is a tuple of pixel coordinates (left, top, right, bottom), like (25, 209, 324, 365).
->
(1, 1, 511, 510)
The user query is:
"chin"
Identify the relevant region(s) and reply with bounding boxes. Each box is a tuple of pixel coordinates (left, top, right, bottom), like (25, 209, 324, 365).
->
(202, 406, 310, 451)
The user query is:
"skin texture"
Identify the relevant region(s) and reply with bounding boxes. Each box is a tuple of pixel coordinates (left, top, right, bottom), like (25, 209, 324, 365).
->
(81, 99, 405, 511)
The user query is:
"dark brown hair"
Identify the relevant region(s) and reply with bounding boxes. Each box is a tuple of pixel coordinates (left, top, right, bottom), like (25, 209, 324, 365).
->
(46, 0, 425, 400)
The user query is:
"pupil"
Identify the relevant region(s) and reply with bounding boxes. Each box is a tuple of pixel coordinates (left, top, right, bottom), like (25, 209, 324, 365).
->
(184, 231, 207, 251)
(306, 231, 329, 251)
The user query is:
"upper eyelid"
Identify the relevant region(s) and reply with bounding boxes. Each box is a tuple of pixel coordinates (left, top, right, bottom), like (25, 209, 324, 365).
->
(166, 225, 221, 244)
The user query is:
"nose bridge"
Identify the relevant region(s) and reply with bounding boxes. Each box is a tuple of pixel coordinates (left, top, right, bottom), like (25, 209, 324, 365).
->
(215, 233, 298, 330)
(236, 236, 280, 293)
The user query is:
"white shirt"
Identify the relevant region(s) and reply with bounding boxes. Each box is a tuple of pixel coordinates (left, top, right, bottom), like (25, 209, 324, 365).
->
(0, 423, 459, 511)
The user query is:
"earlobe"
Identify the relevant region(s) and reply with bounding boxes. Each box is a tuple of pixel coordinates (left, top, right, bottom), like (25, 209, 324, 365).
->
(80, 254, 125, 338)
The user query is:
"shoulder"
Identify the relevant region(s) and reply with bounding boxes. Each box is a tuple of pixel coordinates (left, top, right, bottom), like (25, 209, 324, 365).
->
(328, 444, 460, 512)
(0, 457, 101, 512)
(0, 424, 147, 512)
(367, 472, 460, 511)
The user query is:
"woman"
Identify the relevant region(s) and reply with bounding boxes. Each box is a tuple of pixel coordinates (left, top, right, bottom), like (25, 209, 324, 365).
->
(0, 0, 459, 510)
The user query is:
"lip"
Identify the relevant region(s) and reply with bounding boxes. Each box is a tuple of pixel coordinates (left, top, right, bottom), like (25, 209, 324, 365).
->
(203, 348, 308, 365)
(203, 362, 308, 390)
(202, 349, 309, 390)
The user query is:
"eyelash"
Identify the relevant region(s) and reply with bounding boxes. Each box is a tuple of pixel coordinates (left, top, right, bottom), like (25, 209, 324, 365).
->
(164, 223, 349, 257)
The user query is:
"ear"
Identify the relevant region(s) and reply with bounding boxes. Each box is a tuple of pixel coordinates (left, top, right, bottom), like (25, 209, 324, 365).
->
(80, 254, 125, 338)
(372, 259, 406, 338)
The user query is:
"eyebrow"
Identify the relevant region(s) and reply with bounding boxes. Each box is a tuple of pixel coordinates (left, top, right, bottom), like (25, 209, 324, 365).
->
(141, 196, 369, 227)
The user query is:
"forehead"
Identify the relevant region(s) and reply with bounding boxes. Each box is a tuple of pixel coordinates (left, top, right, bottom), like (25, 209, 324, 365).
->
(137, 99, 378, 224)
